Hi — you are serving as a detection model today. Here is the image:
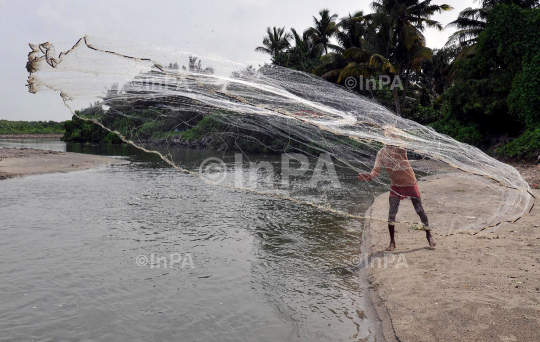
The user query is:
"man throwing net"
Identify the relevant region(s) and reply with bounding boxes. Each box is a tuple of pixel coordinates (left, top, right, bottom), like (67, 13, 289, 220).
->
(359, 127, 436, 251)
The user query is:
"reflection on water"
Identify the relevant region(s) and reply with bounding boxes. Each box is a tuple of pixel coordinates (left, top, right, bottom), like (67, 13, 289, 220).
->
(0, 139, 381, 341)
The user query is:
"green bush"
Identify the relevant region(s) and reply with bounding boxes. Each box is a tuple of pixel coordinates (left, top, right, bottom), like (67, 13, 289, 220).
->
(438, 4, 540, 140)
(62, 115, 108, 143)
(102, 132, 124, 144)
(485, 6, 540, 128)
(429, 118, 484, 147)
(181, 115, 225, 141)
(403, 103, 441, 125)
(498, 127, 540, 158)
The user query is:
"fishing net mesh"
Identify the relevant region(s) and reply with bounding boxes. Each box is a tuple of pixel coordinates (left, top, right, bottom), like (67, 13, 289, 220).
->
(26, 37, 535, 235)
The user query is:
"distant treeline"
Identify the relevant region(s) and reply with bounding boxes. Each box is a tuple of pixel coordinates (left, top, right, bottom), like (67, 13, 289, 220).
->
(0, 120, 65, 135)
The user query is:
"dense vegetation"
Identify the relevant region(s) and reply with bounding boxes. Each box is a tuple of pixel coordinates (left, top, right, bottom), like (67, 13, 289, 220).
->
(0, 120, 64, 134)
(61, 1, 540, 160)
(62, 115, 115, 144)
(63, 108, 362, 154)
(433, 4, 540, 154)
(256, 0, 540, 159)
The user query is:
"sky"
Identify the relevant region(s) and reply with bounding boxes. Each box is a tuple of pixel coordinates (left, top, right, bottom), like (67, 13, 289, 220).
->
(0, 0, 470, 121)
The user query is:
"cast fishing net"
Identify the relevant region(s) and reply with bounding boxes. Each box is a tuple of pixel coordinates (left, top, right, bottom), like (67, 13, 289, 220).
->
(26, 36, 535, 235)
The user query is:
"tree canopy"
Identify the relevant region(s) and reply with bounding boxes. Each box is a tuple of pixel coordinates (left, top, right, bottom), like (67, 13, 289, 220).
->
(256, 1, 540, 158)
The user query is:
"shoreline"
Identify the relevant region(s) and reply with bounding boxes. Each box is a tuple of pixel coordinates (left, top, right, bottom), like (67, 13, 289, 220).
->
(0, 147, 128, 180)
(0, 134, 63, 139)
(363, 173, 540, 341)
(360, 204, 398, 342)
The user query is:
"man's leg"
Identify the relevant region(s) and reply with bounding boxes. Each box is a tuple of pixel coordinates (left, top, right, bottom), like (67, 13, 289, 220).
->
(387, 196, 400, 251)
(411, 197, 436, 247)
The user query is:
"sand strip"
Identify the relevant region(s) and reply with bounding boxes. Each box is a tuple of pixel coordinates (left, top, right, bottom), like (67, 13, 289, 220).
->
(364, 173, 540, 341)
(0, 147, 128, 179)
(0, 134, 63, 138)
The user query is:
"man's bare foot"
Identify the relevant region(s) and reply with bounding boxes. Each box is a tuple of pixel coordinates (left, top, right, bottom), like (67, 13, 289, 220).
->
(386, 241, 396, 251)
(427, 236, 437, 247)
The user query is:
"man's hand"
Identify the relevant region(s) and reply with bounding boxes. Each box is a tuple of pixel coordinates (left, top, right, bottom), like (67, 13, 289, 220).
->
(358, 173, 372, 181)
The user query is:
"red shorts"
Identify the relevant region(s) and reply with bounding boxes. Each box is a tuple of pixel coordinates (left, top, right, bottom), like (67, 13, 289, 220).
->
(390, 183, 420, 200)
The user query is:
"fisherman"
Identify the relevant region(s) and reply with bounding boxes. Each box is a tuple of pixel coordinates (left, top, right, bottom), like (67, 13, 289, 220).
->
(358, 127, 436, 251)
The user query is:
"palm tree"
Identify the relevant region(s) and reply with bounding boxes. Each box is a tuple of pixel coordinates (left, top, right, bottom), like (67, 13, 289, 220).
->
(255, 27, 292, 57)
(310, 1, 451, 116)
(422, 46, 460, 95)
(368, 0, 451, 106)
(289, 28, 322, 59)
(334, 11, 368, 52)
(275, 28, 324, 72)
(365, 0, 452, 72)
(306, 9, 340, 54)
(445, 0, 538, 56)
(445, 7, 488, 50)
(311, 11, 371, 85)
(370, 0, 453, 32)
(312, 11, 373, 85)
(369, 54, 401, 113)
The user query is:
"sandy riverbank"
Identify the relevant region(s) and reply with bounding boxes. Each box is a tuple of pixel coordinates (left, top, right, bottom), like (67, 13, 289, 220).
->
(364, 171, 540, 342)
(0, 134, 63, 138)
(0, 147, 128, 179)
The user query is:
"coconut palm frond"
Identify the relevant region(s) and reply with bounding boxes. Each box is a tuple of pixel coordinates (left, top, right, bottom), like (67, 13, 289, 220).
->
(321, 68, 344, 82)
(408, 46, 433, 70)
(337, 62, 375, 83)
(342, 47, 371, 63)
(369, 54, 396, 75)
(255, 26, 291, 57)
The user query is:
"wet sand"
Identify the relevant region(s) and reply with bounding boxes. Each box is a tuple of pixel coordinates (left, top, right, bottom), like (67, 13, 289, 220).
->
(365, 170, 540, 342)
(0, 147, 128, 179)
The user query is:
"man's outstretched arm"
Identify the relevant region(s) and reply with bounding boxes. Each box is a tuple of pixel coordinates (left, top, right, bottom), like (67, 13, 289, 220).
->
(358, 151, 382, 181)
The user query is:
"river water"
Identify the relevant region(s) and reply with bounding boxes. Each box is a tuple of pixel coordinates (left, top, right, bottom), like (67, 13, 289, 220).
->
(0, 139, 383, 342)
